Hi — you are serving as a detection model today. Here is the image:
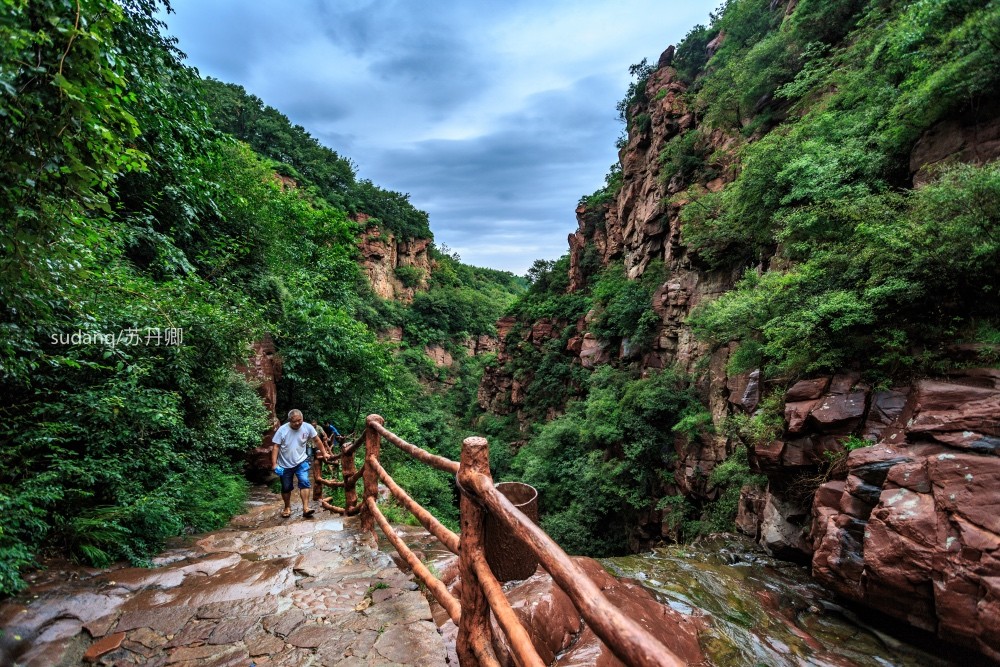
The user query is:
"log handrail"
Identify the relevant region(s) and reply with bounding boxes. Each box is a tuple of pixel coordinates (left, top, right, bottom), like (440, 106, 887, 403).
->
(471, 542, 545, 667)
(313, 414, 687, 667)
(369, 456, 460, 554)
(366, 496, 462, 624)
(370, 420, 460, 474)
(464, 471, 684, 667)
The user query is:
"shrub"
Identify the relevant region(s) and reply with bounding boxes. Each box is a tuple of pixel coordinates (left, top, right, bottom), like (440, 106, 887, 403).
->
(510, 367, 701, 555)
(394, 265, 425, 288)
(590, 261, 665, 350)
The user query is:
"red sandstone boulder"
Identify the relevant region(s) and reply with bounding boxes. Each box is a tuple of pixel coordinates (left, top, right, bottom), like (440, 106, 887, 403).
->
(808, 386, 1000, 661)
(580, 334, 611, 369)
(425, 344, 453, 368)
(809, 392, 866, 433)
(828, 372, 861, 395)
(908, 380, 1000, 437)
(752, 374, 1000, 661)
(754, 440, 784, 466)
(786, 377, 830, 401)
(861, 388, 909, 442)
(496, 316, 517, 342)
(530, 320, 555, 343)
(489, 557, 706, 667)
(785, 399, 820, 434)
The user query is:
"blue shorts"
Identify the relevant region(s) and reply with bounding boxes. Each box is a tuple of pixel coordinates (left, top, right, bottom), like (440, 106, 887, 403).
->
(280, 460, 311, 493)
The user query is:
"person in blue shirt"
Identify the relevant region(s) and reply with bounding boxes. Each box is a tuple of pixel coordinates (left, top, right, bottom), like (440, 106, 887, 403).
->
(324, 422, 343, 444)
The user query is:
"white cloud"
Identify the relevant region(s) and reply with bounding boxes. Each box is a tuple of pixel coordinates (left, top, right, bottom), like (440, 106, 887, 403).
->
(164, 0, 720, 274)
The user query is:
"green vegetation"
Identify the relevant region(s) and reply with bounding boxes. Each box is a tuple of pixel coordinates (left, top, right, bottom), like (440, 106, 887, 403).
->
(394, 265, 425, 289)
(0, 0, 518, 595)
(479, 0, 1000, 558)
(616, 59, 657, 131)
(660, 129, 718, 183)
(676, 0, 1000, 382)
(201, 79, 431, 240)
(689, 162, 1000, 380)
(590, 261, 665, 352)
(507, 367, 701, 555)
(401, 249, 523, 347)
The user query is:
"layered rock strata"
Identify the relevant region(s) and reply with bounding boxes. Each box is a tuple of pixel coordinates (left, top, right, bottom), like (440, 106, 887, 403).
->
(736, 371, 1000, 659)
(806, 373, 1000, 660)
(475, 17, 1000, 659)
(357, 216, 432, 303)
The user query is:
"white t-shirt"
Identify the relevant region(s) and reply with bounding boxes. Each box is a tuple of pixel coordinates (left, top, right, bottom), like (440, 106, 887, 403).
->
(272, 422, 317, 468)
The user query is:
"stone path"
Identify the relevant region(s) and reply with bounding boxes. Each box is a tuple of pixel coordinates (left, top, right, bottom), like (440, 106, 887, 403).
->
(0, 487, 449, 666)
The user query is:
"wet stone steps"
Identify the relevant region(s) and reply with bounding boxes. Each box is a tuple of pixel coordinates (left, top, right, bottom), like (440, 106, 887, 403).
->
(0, 487, 449, 666)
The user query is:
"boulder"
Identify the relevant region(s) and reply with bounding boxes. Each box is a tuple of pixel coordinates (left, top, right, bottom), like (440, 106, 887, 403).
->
(759, 490, 812, 560)
(809, 391, 867, 433)
(579, 334, 611, 369)
(425, 345, 453, 368)
(487, 557, 705, 667)
(786, 377, 830, 401)
(807, 381, 1000, 661)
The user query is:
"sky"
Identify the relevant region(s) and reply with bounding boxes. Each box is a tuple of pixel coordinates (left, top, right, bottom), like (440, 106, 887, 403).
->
(163, 0, 720, 275)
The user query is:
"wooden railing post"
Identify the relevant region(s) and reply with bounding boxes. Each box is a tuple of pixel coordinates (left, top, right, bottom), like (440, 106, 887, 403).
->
(312, 453, 330, 501)
(457, 436, 499, 667)
(360, 414, 384, 533)
(341, 443, 358, 514)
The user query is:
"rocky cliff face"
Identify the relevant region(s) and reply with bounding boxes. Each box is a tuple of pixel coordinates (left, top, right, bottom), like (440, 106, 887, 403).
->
(732, 369, 1000, 659)
(237, 335, 283, 476)
(480, 59, 746, 503)
(477, 28, 1000, 658)
(804, 373, 999, 660)
(356, 215, 433, 303)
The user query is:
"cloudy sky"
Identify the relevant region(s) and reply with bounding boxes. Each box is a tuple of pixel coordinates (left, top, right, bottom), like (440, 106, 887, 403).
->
(163, 1, 719, 274)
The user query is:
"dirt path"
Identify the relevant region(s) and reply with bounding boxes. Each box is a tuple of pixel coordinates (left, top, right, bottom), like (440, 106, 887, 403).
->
(0, 487, 449, 666)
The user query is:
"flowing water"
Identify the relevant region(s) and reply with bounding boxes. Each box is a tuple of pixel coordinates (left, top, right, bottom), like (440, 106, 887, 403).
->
(602, 534, 985, 667)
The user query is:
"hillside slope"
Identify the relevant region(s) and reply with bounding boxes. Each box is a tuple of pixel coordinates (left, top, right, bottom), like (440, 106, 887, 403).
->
(477, 0, 1000, 657)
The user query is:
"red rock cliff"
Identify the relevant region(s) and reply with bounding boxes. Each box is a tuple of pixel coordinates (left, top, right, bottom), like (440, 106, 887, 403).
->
(477, 28, 1000, 658)
(356, 214, 433, 304)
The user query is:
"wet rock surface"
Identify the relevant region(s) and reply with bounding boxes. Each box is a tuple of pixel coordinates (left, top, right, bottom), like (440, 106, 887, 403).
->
(604, 535, 984, 667)
(808, 377, 1000, 661)
(746, 373, 1000, 662)
(0, 487, 447, 667)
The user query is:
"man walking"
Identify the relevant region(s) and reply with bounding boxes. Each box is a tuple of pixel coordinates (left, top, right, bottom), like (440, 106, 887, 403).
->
(271, 409, 324, 518)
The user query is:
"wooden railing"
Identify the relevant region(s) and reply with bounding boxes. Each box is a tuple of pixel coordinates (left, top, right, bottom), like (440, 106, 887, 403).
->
(316, 414, 685, 667)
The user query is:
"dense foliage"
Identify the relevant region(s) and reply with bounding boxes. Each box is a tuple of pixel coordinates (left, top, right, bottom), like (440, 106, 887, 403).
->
(400, 248, 524, 347)
(481, 0, 1000, 557)
(201, 79, 431, 240)
(675, 0, 1000, 381)
(505, 367, 703, 554)
(0, 0, 518, 595)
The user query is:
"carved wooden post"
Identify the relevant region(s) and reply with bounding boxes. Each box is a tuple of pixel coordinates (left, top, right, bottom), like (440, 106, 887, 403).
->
(341, 445, 357, 514)
(360, 414, 384, 533)
(457, 436, 497, 666)
(312, 454, 324, 501)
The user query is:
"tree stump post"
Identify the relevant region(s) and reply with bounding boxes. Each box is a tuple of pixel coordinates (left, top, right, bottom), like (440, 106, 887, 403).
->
(457, 436, 497, 666)
(341, 445, 357, 513)
(360, 414, 383, 533)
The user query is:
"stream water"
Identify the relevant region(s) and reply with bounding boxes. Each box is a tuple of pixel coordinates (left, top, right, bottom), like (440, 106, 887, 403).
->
(602, 534, 986, 667)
